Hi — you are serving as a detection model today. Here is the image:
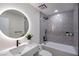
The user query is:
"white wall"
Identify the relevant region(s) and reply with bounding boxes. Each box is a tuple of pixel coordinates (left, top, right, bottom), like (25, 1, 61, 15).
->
(0, 3, 40, 51)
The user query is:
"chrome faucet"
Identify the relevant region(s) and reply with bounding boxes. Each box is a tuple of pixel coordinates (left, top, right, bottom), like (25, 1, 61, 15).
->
(16, 40, 20, 47)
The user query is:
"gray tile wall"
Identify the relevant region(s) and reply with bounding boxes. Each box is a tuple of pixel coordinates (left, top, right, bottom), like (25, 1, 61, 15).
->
(73, 4, 78, 53)
(40, 11, 74, 46)
(47, 11, 74, 46)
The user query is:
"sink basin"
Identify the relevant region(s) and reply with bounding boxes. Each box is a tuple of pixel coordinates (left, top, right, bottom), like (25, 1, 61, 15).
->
(9, 45, 26, 55)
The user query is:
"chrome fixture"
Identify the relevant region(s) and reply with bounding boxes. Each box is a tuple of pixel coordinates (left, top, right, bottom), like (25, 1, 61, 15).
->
(65, 32, 73, 36)
(43, 29, 48, 44)
(16, 40, 20, 47)
(43, 16, 48, 20)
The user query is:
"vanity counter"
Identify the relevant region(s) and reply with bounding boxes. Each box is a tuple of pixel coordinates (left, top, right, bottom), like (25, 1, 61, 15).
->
(0, 43, 39, 56)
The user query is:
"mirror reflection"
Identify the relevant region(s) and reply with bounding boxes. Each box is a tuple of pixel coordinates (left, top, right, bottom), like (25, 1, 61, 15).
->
(0, 10, 29, 38)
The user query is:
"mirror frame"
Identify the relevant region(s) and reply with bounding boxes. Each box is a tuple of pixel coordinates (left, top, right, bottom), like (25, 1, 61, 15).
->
(0, 8, 30, 40)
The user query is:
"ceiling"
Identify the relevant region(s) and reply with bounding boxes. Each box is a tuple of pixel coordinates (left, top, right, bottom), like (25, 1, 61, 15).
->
(30, 3, 76, 16)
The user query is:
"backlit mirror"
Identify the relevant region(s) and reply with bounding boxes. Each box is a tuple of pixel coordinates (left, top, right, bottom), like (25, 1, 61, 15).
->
(0, 10, 29, 38)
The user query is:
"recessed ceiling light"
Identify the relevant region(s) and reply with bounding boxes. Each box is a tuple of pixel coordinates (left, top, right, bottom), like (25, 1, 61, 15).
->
(54, 10, 58, 13)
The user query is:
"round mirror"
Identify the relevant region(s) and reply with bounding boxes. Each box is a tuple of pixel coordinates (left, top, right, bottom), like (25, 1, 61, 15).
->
(0, 10, 29, 38)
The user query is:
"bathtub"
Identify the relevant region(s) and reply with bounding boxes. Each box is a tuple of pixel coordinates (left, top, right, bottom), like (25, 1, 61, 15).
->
(41, 41, 78, 56)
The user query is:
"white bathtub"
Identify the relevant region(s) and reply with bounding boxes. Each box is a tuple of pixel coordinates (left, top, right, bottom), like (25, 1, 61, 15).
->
(41, 41, 78, 56)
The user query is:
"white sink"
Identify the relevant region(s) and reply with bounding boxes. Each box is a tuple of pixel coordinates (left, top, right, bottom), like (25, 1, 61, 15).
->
(0, 42, 39, 56)
(0, 43, 39, 56)
(9, 44, 26, 55)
